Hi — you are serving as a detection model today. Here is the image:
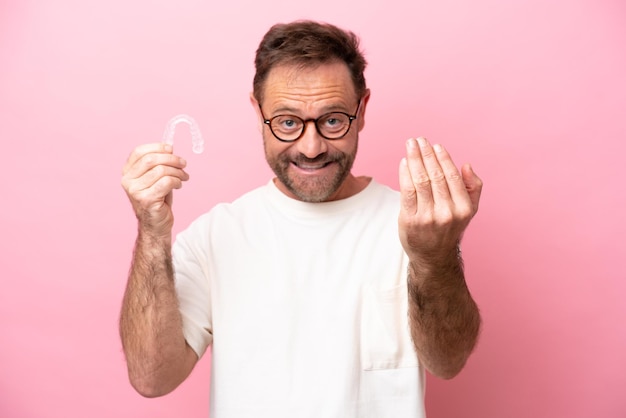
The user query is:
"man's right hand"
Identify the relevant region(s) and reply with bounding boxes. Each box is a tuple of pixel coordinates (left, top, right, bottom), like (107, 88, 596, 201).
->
(121, 143, 189, 237)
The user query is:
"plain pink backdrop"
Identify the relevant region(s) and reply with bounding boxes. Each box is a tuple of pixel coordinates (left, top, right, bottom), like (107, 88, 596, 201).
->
(1, 0, 625, 417)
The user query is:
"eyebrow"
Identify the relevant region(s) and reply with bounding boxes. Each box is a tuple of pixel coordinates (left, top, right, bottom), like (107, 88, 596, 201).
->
(269, 104, 352, 117)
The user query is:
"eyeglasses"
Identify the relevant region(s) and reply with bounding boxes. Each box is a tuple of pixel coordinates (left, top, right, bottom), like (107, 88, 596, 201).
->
(259, 102, 361, 142)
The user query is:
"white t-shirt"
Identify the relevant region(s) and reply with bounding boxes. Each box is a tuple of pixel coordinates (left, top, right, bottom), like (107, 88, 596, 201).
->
(172, 179, 426, 418)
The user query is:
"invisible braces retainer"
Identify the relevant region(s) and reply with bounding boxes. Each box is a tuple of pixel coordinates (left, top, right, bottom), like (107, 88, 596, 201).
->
(162, 114, 204, 154)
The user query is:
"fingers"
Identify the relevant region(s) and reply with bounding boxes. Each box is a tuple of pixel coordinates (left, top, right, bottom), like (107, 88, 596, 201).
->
(461, 163, 483, 213)
(401, 137, 480, 218)
(126, 165, 187, 201)
(123, 143, 171, 175)
(121, 143, 189, 216)
(431, 143, 476, 221)
(404, 138, 435, 212)
(399, 137, 482, 259)
(123, 144, 187, 187)
(127, 163, 189, 193)
(399, 157, 418, 214)
(123, 143, 187, 177)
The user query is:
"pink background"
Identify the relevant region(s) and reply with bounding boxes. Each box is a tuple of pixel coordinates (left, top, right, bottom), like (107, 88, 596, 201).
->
(1, 0, 625, 417)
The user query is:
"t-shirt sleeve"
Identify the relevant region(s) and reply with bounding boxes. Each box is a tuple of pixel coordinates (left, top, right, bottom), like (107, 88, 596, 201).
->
(172, 217, 213, 358)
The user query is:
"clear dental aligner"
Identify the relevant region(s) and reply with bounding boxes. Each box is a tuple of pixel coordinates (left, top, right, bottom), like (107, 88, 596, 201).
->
(162, 114, 204, 154)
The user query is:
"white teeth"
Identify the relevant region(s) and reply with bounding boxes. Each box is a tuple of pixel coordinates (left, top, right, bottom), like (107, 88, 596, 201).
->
(296, 162, 327, 170)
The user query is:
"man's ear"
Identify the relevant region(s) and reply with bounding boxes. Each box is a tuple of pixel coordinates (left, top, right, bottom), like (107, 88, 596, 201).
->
(249, 93, 264, 133)
(357, 89, 371, 132)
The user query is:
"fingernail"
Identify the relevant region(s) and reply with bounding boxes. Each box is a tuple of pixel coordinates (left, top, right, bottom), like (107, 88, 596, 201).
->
(433, 144, 443, 153)
(406, 138, 417, 149)
(180, 158, 187, 166)
(417, 137, 428, 147)
(164, 144, 173, 152)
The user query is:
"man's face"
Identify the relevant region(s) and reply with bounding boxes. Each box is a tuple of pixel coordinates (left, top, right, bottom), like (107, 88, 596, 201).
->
(252, 61, 369, 202)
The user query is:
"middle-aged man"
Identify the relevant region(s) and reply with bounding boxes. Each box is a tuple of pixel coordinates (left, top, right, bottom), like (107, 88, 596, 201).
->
(120, 20, 483, 418)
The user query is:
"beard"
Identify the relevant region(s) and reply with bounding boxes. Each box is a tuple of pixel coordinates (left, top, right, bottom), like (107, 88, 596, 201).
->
(265, 139, 357, 203)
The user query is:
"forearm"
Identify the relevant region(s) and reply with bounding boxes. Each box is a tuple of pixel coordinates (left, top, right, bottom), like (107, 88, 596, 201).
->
(407, 247, 481, 379)
(119, 229, 196, 397)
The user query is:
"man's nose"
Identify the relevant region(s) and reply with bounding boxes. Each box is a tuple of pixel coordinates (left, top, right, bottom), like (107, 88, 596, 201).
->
(295, 121, 328, 158)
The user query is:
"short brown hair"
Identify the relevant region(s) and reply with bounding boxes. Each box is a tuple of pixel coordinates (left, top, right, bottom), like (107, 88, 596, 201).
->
(253, 20, 368, 103)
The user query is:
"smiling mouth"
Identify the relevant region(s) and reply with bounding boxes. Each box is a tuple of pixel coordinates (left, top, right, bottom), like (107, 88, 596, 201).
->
(292, 161, 333, 170)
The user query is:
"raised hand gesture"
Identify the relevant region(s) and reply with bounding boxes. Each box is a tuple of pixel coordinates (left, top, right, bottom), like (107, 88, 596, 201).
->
(398, 137, 482, 265)
(398, 137, 483, 379)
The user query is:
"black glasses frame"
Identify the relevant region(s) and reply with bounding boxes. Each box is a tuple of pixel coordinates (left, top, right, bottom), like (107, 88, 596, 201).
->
(259, 101, 361, 143)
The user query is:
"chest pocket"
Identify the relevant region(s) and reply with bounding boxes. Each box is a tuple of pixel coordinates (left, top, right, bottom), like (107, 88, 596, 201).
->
(361, 284, 419, 370)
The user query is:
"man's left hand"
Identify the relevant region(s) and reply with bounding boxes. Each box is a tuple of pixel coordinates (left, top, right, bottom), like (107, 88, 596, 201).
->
(398, 137, 483, 265)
